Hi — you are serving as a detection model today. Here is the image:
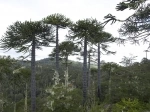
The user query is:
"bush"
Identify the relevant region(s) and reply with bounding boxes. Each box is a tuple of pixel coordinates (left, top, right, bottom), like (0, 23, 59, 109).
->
(112, 98, 147, 112)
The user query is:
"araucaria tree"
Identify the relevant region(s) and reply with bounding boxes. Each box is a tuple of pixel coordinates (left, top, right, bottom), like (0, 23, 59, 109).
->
(43, 13, 72, 74)
(50, 41, 80, 87)
(91, 30, 115, 100)
(0, 21, 54, 112)
(69, 18, 102, 106)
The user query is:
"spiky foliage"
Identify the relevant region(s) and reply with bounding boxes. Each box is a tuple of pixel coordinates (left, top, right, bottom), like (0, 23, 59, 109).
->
(104, 0, 150, 46)
(0, 20, 54, 112)
(69, 19, 102, 41)
(43, 13, 72, 28)
(120, 55, 137, 67)
(119, 4, 150, 45)
(91, 31, 116, 55)
(50, 41, 80, 60)
(116, 0, 147, 11)
(1, 21, 54, 53)
(104, 0, 147, 25)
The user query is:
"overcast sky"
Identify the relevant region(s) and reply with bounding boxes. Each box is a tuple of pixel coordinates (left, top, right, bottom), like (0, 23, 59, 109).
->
(0, 0, 149, 63)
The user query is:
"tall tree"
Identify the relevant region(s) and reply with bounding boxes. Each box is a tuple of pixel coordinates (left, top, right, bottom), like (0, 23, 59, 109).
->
(43, 13, 72, 74)
(50, 41, 80, 87)
(0, 21, 54, 112)
(69, 18, 102, 106)
(91, 28, 115, 101)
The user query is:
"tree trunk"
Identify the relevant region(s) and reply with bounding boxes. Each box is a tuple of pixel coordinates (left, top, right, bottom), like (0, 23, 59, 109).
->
(1, 91, 4, 112)
(83, 37, 88, 106)
(108, 71, 111, 102)
(14, 102, 16, 112)
(87, 53, 91, 89)
(97, 43, 101, 100)
(13, 84, 16, 112)
(56, 25, 59, 73)
(1, 102, 4, 112)
(65, 56, 68, 88)
(31, 36, 36, 112)
(24, 83, 28, 112)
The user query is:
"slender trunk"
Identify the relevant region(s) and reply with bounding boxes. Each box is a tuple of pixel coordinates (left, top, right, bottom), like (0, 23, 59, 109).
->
(108, 71, 111, 102)
(14, 103, 16, 112)
(0, 82, 5, 112)
(92, 80, 96, 105)
(31, 36, 36, 112)
(24, 83, 28, 112)
(1, 100, 4, 112)
(83, 37, 88, 106)
(97, 43, 101, 100)
(65, 56, 68, 88)
(0, 83, 2, 112)
(13, 84, 16, 112)
(0, 83, 1, 95)
(56, 26, 59, 73)
(87, 53, 91, 90)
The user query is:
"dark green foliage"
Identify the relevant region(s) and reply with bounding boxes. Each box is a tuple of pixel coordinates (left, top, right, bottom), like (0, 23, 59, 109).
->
(0, 21, 54, 52)
(104, 0, 150, 46)
(116, 0, 147, 11)
(0, 56, 17, 76)
(119, 3, 150, 44)
(1, 56, 150, 112)
(49, 41, 80, 60)
(69, 18, 102, 41)
(45, 84, 82, 112)
(43, 13, 72, 28)
(112, 98, 148, 112)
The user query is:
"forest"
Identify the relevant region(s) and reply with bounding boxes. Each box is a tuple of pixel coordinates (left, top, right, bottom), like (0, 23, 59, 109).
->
(0, 0, 150, 112)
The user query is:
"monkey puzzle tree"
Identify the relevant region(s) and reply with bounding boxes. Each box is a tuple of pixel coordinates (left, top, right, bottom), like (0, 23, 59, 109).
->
(43, 13, 72, 74)
(0, 21, 54, 112)
(90, 27, 116, 101)
(68, 18, 102, 106)
(120, 55, 137, 67)
(50, 41, 80, 87)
